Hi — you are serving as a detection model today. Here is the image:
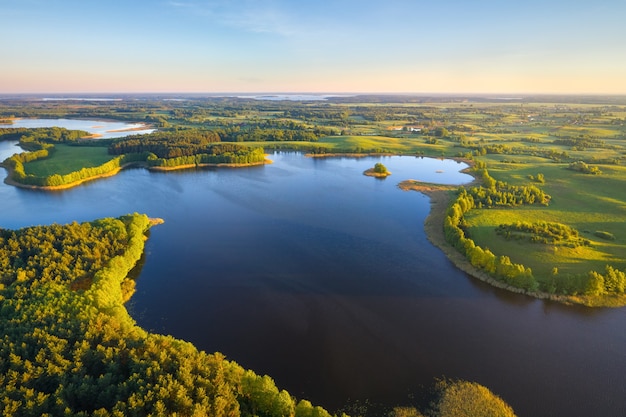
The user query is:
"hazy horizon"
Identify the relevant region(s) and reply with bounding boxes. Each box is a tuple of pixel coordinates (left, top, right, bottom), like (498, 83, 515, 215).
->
(2, 0, 625, 95)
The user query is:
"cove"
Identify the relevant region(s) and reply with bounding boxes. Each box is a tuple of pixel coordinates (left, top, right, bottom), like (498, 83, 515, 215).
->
(1, 148, 625, 417)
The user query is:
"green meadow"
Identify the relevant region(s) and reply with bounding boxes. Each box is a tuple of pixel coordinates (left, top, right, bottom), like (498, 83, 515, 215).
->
(23, 144, 115, 177)
(465, 162, 626, 279)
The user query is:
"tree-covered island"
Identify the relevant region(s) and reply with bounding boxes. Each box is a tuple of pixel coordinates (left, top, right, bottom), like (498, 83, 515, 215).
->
(363, 162, 391, 178)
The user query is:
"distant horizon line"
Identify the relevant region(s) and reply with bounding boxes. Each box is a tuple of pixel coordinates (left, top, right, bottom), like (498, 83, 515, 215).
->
(2, 92, 626, 98)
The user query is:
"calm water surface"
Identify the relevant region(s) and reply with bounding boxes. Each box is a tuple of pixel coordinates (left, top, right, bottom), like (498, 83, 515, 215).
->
(2, 118, 154, 138)
(1, 139, 625, 416)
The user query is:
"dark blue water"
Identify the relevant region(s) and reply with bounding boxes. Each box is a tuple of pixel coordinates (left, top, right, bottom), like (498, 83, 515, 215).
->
(1, 146, 625, 417)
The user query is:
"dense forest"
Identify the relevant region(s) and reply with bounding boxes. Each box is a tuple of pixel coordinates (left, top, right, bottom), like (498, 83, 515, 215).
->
(108, 129, 221, 158)
(0, 214, 341, 417)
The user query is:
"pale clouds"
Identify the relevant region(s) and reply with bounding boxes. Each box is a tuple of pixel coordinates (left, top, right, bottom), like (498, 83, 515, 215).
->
(166, 0, 303, 37)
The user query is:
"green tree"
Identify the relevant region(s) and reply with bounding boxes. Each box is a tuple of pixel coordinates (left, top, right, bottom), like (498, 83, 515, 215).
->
(374, 163, 388, 174)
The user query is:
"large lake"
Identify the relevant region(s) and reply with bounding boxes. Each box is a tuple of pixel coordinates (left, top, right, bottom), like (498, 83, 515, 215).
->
(1, 125, 625, 417)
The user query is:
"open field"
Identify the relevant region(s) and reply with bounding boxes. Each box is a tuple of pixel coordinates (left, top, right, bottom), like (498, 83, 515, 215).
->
(23, 144, 115, 176)
(466, 158, 626, 281)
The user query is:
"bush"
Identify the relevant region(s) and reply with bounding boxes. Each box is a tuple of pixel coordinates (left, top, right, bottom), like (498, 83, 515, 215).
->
(430, 380, 517, 417)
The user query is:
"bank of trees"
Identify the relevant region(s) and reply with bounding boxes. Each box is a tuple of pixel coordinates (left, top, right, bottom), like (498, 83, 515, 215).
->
(0, 215, 342, 417)
(444, 187, 538, 291)
(108, 129, 221, 158)
(0, 127, 89, 148)
(148, 145, 266, 168)
(495, 221, 590, 247)
(467, 169, 549, 207)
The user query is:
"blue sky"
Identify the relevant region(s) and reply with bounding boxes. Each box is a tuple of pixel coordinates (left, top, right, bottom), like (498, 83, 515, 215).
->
(1, 0, 625, 94)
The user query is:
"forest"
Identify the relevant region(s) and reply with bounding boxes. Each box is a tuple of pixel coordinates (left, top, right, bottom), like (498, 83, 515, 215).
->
(0, 214, 340, 416)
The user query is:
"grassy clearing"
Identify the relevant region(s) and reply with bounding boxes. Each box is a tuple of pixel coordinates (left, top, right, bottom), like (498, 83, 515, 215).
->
(23, 144, 114, 176)
(465, 162, 626, 281)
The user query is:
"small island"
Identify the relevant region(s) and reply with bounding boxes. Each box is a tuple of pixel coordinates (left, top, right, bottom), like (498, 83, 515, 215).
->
(364, 162, 391, 178)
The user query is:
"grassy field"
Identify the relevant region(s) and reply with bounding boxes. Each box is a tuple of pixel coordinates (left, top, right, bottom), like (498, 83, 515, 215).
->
(465, 156, 626, 282)
(23, 144, 115, 176)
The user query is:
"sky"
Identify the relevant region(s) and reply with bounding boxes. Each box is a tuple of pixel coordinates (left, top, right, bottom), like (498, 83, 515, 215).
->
(1, 0, 625, 94)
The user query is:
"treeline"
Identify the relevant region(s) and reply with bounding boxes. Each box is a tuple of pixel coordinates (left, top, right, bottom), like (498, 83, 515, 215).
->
(0, 214, 342, 417)
(467, 143, 571, 162)
(585, 265, 626, 296)
(553, 136, 607, 149)
(496, 221, 591, 247)
(148, 145, 266, 168)
(109, 129, 221, 158)
(444, 188, 538, 291)
(0, 127, 89, 150)
(215, 126, 330, 142)
(467, 169, 549, 207)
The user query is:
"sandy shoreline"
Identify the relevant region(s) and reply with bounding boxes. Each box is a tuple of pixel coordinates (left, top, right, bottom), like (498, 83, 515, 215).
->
(105, 124, 152, 133)
(363, 167, 391, 178)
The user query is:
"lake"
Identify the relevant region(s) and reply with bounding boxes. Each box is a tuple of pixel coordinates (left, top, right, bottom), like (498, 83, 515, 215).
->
(1, 118, 154, 138)
(1, 128, 625, 416)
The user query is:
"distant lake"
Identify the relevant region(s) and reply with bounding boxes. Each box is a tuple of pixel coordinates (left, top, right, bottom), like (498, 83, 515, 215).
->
(1, 126, 625, 417)
(1, 118, 154, 138)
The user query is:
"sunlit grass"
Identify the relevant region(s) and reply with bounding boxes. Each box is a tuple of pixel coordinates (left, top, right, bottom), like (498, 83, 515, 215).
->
(24, 144, 114, 176)
(465, 161, 626, 280)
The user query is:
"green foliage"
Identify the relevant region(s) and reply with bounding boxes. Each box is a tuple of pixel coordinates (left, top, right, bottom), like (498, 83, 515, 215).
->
(568, 160, 602, 175)
(429, 380, 517, 417)
(468, 169, 549, 208)
(495, 221, 590, 248)
(150, 145, 266, 167)
(0, 127, 89, 148)
(373, 162, 388, 174)
(527, 173, 545, 183)
(109, 129, 221, 158)
(389, 407, 425, 417)
(553, 136, 607, 150)
(0, 215, 331, 416)
(444, 188, 538, 291)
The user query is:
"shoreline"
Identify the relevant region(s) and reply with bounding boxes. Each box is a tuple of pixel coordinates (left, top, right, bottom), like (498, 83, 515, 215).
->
(306, 152, 394, 158)
(0, 158, 272, 191)
(398, 179, 626, 308)
(363, 167, 391, 178)
(148, 158, 272, 172)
